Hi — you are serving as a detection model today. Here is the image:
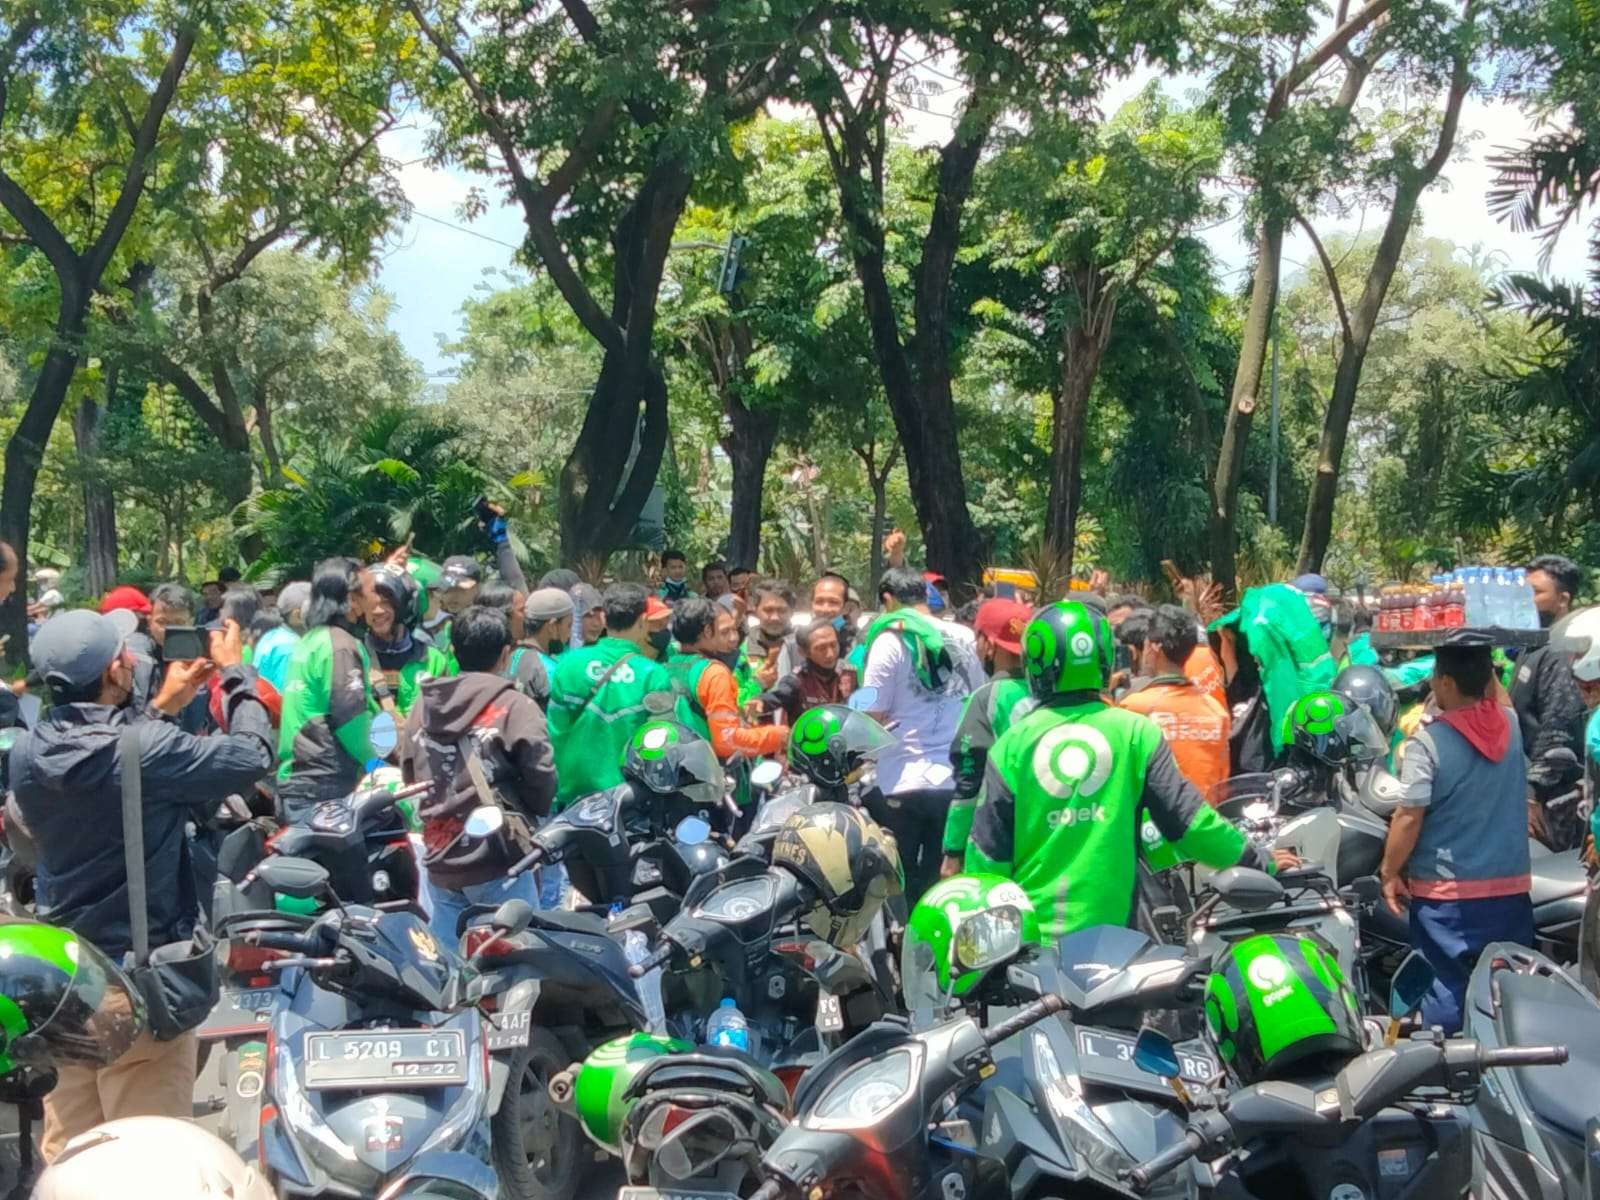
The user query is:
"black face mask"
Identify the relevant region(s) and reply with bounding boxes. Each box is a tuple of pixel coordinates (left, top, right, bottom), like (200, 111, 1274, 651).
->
(716, 646, 742, 670)
(982, 655, 997, 677)
(547, 638, 567, 656)
(648, 629, 673, 655)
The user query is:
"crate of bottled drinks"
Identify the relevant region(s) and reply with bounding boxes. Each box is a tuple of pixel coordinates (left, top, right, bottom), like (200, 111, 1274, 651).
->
(1370, 567, 1547, 650)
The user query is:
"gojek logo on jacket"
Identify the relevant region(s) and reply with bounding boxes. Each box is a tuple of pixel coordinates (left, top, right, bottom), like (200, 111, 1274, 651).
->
(1033, 723, 1114, 829)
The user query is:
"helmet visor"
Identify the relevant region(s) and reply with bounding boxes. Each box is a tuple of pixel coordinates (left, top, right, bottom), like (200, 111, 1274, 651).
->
(32, 935, 144, 1069)
(659, 740, 724, 808)
(1329, 708, 1388, 763)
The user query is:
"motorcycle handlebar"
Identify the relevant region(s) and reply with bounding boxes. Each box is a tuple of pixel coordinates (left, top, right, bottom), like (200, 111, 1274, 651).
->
(627, 941, 674, 979)
(982, 994, 1067, 1047)
(264, 954, 342, 973)
(748, 1181, 782, 1200)
(508, 845, 546, 876)
(1482, 1045, 1568, 1068)
(245, 929, 322, 954)
(1125, 1131, 1204, 1192)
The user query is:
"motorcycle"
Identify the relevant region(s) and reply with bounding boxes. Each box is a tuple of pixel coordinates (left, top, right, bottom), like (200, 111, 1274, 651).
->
(1462, 942, 1600, 1199)
(243, 854, 502, 1199)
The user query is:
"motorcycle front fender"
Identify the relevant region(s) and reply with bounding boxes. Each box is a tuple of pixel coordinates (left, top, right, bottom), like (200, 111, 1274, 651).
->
(374, 1149, 499, 1200)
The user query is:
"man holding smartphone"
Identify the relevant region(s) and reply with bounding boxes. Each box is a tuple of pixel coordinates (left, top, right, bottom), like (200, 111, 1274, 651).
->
(133, 584, 210, 734)
(11, 612, 276, 1159)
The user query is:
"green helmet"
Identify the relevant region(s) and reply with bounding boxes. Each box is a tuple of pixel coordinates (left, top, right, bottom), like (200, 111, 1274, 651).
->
(572, 1031, 692, 1152)
(403, 553, 443, 591)
(0, 920, 145, 1078)
(902, 874, 1039, 1011)
(1022, 602, 1114, 699)
(1283, 690, 1387, 767)
(1203, 931, 1363, 1085)
(787, 705, 896, 788)
(622, 720, 725, 808)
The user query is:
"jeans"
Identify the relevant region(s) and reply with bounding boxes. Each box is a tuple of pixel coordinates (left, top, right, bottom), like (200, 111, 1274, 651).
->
(1409, 893, 1534, 1033)
(865, 787, 951, 907)
(427, 872, 543, 944)
(537, 862, 569, 911)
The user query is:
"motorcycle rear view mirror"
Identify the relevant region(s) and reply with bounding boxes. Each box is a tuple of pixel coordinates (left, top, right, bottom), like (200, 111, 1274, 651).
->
(749, 760, 783, 792)
(0, 729, 18, 754)
(464, 807, 504, 839)
(675, 816, 711, 846)
(1133, 1028, 1182, 1079)
(253, 856, 331, 900)
(1389, 951, 1437, 1020)
(848, 686, 879, 712)
(369, 711, 398, 757)
(1211, 867, 1284, 912)
(953, 905, 1024, 972)
(491, 898, 534, 936)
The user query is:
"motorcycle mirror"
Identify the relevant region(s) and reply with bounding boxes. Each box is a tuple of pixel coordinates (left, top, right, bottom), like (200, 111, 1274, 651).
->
(1133, 1028, 1182, 1079)
(492, 898, 534, 936)
(1210, 866, 1284, 912)
(953, 905, 1024, 972)
(848, 686, 879, 712)
(1388, 951, 1437, 1019)
(369, 711, 399, 757)
(749, 760, 783, 792)
(253, 856, 331, 900)
(0, 729, 17, 753)
(464, 807, 504, 839)
(675, 816, 711, 846)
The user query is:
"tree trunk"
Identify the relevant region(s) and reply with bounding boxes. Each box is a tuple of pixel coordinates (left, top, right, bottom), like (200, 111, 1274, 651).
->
(1045, 318, 1112, 572)
(74, 393, 119, 597)
(1296, 54, 1472, 572)
(557, 162, 690, 565)
(724, 396, 778, 572)
(0, 291, 88, 662)
(1209, 216, 1285, 598)
(869, 468, 889, 597)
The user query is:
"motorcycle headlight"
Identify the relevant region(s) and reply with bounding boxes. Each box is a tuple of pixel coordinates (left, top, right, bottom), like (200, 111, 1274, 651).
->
(803, 1045, 922, 1130)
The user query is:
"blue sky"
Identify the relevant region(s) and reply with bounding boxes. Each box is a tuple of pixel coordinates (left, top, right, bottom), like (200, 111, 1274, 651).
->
(374, 92, 1580, 380)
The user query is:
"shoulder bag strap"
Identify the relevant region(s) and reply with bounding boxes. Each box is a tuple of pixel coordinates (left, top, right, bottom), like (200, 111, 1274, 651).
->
(119, 725, 150, 967)
(572, 652, 636, 719)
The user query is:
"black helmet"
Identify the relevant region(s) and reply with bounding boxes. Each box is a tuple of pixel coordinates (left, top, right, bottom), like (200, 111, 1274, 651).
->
(622, 720, 725, 809)
(1332, 664, 1397, 736)
(771, 803, 902, 946)
(0, 919, 145, 1080)
(370, 565, 426, 629)
(786, 705, 896, 787)
(1282, 691, 1388, 767)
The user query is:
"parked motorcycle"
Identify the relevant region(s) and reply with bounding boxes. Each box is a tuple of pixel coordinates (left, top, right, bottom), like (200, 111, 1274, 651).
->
(1462, 942, 1600, 1199)
(243, 854, 501, 1199)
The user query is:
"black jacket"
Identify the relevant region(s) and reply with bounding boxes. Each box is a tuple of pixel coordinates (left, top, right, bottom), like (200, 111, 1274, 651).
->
(401, 672, 556, 890)
(10, 669, 275, 958)
(1509, 643, 1586, 804)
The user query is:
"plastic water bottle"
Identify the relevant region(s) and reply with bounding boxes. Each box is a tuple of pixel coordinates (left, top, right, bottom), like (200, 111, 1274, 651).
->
(1493, 568, 1515, 628)
(623, 931, 667, 1033)
(1513, 568, 1539, 630)
(705, 998, 751, 1052)
(1464, 567, 1487, 627)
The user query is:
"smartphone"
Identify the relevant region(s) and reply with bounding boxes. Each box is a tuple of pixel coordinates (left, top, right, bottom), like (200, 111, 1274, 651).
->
(162, 626, 207, 662)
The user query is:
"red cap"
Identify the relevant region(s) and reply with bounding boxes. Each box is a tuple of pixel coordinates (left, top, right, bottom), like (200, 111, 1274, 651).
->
(974, 598, 1031, 656)
(99, 585, 151, 616)
(645, 595, 673, 620)
(922, 569, 948, 586)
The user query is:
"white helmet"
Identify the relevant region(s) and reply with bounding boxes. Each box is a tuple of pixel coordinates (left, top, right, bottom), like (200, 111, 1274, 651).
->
(31, 1116, 274, 1200)
(1550, 607, 1600, 682)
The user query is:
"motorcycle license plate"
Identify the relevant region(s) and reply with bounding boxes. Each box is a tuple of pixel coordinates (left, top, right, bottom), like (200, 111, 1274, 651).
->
(485, 1009, 531, 1052)
(619, 1189, 740, 1200)
(302, 1029, 468, 1090)
(198, 987, 277, 1040)
(1075, 1028, 1215, 1083)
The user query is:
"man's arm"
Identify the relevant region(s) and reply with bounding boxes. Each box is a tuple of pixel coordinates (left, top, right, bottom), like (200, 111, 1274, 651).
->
(1529, 651, 1584, 795)
(966, 757, 1016, 875)
(493, 538, 529, 595)
(860, 635, 900, 724)
(1140, 738, 1266, 872)
(701, 663, 786, 758)
(144, 670, 276, 803)
(1383, 727, 1438, 914)
(330, 635, 376, 764)
(506, 700, 557, 819)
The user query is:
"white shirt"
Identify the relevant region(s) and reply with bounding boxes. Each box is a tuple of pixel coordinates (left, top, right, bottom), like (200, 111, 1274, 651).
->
(861, 615, 981, 795)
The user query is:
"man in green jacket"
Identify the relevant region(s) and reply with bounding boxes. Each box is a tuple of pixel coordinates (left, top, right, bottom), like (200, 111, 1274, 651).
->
(942, 598, 1035, 876)
(968, 600, 1275, 939)
(547, 583, 675, 809)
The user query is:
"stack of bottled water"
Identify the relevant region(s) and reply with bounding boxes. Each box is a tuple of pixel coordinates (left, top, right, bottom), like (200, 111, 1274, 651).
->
(1460, 566, 1540, 630)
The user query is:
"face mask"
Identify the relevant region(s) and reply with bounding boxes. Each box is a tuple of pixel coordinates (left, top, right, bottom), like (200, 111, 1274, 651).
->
(983, 655, 996, 677)
(648, 629, 673, 654)
(547, 639, 566, 656)
(716, 646, 741, 670)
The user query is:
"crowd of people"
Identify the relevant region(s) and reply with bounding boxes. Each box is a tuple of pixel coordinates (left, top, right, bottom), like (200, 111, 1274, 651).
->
(2, 521, 1597, 1176)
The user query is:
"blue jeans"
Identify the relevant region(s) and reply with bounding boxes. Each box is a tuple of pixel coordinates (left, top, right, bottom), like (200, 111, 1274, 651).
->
(537, 862, 569, 911)
(1409, 893, 1534, 1033)
(427, 872, 542, 945)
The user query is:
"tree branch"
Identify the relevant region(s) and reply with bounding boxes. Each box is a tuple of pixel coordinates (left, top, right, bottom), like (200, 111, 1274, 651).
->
(84, 27, 196, 284)
(1297, 213, 1354, 345)
(1268, 0, 1393, 114)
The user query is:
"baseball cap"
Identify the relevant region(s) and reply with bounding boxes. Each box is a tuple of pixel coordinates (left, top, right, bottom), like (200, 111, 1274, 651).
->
(99, 585, 151, 616)
(525, 587, 574, 623)
(1292, 573, 1329, 595)
(571, 583, 603, 615)
(645, 595, 672, 621)
(434, 555, 483, 591)
(974, 598, 1031, 656)
(276, 581, 311, 615)
(31, 610, 126, 690)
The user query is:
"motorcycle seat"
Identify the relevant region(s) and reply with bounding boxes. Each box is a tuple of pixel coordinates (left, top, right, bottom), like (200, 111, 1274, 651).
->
(462, 903, 609, 938)
(1528, 853, 1586, 907)
(1498, 970, 1600, 1137)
